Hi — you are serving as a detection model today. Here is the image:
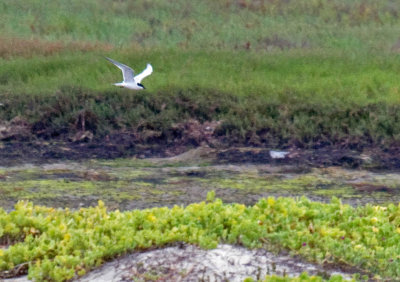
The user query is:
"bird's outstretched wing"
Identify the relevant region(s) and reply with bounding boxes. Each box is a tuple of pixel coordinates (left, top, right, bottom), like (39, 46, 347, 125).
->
(134, 64, 153, 83)
(106, 57, 135, 82)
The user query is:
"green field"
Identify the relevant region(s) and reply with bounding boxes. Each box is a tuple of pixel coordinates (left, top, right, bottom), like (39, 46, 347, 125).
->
(0, 0, 400, 147)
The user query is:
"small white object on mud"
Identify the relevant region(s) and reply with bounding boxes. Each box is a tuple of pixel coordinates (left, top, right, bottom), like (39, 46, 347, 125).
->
(270, 150, 290, 159)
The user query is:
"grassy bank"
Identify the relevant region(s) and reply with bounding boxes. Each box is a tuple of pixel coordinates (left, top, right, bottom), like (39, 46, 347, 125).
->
(0, 50, 400, 148)
(0, 0, 400, 147)
(3, 194, 400, 280)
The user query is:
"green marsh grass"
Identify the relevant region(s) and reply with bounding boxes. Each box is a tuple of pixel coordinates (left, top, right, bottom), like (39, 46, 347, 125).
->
(1, 50, 400, 146)
(1, 49, 400, 103)
(1, 0, 400, 51)
(1, 0, 400, 146)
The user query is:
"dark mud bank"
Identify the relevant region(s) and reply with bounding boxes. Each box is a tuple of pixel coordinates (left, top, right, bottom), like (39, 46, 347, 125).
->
(2, 139, 400, 170)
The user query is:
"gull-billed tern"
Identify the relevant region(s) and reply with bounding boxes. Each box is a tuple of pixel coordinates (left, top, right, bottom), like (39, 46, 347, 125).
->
(106, 57, 153, 90)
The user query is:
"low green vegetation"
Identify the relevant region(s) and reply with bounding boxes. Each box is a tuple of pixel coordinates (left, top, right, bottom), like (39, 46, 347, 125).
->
(2, 194, 400, 280)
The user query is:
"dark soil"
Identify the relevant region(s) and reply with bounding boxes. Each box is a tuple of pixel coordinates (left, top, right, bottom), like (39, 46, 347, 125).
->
(0, 137, 166, 166)
(216, 147, 400, 169)
(2, 136, 400, 170)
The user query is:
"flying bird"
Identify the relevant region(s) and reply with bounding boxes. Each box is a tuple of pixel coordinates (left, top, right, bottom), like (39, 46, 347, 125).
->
(106, 57, 153, 90)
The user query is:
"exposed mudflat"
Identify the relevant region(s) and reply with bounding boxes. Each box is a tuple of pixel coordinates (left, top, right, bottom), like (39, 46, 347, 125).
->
(2, 139, 400, 170)
(1, 146, 400, 212)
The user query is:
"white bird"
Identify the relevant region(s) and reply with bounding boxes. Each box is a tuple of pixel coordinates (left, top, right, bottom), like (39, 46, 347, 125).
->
(269, 150, 289, 159)
(106, 57, 153, 90)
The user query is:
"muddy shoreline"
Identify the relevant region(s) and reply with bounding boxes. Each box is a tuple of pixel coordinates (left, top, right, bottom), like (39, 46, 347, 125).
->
(2, 139, 400, 170)
(2, 145, 400, 212)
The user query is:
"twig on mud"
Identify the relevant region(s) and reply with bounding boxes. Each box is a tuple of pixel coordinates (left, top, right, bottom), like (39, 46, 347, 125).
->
(0, 262, 29, 279)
